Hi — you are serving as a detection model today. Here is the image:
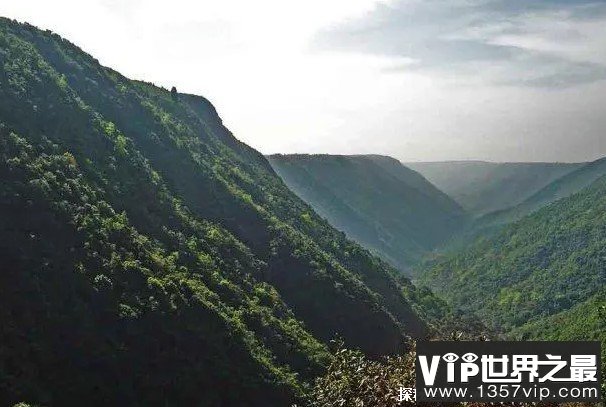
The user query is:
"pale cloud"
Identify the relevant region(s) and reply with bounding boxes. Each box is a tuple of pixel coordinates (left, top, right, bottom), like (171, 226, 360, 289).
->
(315, 0, 606, 87)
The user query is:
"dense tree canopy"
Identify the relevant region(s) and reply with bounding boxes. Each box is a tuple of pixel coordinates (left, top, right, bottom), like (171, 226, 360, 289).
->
(0, 17, 439, 406)
(419, 174, 606, 343)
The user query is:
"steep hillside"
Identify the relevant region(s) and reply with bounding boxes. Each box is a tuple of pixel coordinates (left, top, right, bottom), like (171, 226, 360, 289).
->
(419, 175, 606, 339)
(513, 288, 606, 344)
(475, 157, 606, 229)
(407, 161, 582, 216)
(0, 18, 430, 406)
(267, 154, 467, 272)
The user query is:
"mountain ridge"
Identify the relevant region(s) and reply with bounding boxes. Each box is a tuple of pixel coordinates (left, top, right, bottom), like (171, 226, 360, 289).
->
(407, 160, 583, 215)
(0, 17, 432, 405)
(476, 156, 606, 228)
(268, 153, 468, 273)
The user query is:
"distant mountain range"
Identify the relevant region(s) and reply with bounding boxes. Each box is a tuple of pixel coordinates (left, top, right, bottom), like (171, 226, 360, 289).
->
(475, 157, 606, 229)
(407, 160, 583, 216)
(270, 153, 606, 366)
(268, 154, 467, 272)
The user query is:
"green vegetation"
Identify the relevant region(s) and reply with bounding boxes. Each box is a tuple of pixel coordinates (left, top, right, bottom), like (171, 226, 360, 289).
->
(435, 157, 606, 254)
(0, 18, 435, 405)
(419, 174, 606, 338)
(513, 288, 606, 344)
(416, 173, 606, 398)
(407, 160, 581, 216)
(268, 154, 467, 272)
(2, 15, 603, 406)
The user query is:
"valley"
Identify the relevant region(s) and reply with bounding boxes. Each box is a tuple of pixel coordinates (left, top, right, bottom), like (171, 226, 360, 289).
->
(0, 15, 604, 407)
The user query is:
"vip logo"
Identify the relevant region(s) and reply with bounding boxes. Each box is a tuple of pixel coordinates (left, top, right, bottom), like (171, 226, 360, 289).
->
(415, 341, 601, 402)
(419, 352, 480, 385)
(418, 352, 597, 385)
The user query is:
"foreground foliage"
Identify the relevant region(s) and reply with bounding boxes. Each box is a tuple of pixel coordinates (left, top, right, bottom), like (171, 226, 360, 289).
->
(308, 345, 416, 406)
(306, 340, 592, 407)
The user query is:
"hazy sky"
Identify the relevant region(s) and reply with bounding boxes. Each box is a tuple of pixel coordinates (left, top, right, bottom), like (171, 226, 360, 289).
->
(2, 0, 606, 162)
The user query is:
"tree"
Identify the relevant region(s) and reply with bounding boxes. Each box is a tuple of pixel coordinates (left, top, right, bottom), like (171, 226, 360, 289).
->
(171, 86, 178, 101)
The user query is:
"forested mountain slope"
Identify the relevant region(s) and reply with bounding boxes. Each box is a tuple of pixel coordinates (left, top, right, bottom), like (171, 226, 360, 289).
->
(475, 157, 606, 230)
(0, 18, 430, 406)
(267, 154, 467, 272)
(419, 175, 606, 340)
(407, 161, 582, 216)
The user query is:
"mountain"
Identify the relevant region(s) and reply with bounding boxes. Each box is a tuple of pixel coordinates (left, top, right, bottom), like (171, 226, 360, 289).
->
(0, 18, 432, 406)
(474, 157, 606, 230)
(267, 154, 468, 272)
(407, 161, 582, 216)
(418, 174, 606, 343)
